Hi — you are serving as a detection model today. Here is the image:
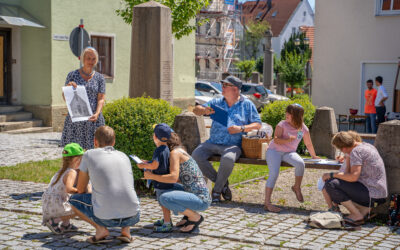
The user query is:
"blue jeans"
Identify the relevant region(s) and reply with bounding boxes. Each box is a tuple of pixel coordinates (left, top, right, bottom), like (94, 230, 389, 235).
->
(365, 113, 377, 133)
(69, 193, 140, 228)
(159, 191, 210, 215)
(155, 183, 184, 205)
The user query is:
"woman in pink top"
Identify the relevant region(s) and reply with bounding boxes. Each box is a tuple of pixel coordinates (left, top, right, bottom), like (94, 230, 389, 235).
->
(264, 104, 319, 213)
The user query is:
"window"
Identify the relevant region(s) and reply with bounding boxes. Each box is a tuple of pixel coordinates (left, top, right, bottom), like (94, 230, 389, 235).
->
(215, 60, 220, 70)
(205, 59, 210, 69)
(91, 35, 113, 78)
(376, 0, 400, 15)
(216, 21, 221, 36)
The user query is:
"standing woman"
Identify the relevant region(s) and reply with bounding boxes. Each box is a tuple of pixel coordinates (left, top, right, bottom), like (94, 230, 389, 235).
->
(61, 47, 106, 149)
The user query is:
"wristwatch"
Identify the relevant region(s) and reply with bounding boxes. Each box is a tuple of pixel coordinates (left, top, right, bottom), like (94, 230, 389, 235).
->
(241, 125, 245, 132)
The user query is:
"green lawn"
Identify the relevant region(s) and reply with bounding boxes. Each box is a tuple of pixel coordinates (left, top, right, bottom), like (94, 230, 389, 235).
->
(0, 158, 288, 185)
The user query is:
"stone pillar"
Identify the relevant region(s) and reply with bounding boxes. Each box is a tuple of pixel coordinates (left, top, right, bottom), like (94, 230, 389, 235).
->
(310, 107, 338, 159)
(173, 111, 207, 155)
(251, 72, 260, 84)
(374, 120, 400, 214)
(129, 1, 173, 104)
(276, 73, 286, 96)
(263, 29, 273, 89)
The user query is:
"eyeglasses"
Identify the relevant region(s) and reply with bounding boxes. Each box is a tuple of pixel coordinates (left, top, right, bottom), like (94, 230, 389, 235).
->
(222, 82, 235, 88)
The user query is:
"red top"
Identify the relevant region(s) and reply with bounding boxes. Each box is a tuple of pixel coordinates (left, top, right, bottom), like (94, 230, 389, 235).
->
(364, 88, 377, 114)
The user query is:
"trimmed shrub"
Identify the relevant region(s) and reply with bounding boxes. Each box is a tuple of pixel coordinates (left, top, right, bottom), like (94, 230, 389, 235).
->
(260, 95, 316, 154)
(103, 97, 181, 189)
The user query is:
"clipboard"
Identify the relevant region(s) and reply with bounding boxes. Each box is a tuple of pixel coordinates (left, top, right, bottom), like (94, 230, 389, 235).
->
(129, 155, 144, 164)
(210, 104, 228, 127)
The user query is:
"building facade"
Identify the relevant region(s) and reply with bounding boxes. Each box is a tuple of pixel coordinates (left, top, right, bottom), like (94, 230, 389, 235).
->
(312, 0, 400, 115)
(0, 0, 195, 131)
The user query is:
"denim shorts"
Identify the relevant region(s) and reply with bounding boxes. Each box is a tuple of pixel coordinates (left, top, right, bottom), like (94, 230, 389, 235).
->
(155, 183, 184, 204)
(69, 193, 140, 228)
(159, 190, 210, 215)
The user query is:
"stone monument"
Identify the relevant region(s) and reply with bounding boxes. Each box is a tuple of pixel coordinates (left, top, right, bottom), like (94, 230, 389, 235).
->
(310, 107, 338, 159)
(129, 1, 173, 104)
(173, 112, 207, 154)
(263, 29, 273, 89)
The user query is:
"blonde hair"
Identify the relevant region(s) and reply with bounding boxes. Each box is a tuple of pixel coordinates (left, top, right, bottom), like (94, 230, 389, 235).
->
(94, 126, 115, 147)
(331, 130, 362, 149)
(80, 47, 99, 66)
(52, 155, 81, 186)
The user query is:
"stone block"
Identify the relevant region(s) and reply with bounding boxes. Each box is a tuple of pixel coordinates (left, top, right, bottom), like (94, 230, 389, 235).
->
(173, 111, 207, 154)
(130, 1, 173, 104)
(374, 120, 400, 214)
(310, 107, 338, 158)
(251, 72, 260, 84)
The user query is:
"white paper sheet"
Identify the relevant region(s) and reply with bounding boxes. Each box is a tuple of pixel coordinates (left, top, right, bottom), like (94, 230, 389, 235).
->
(129, 155, 144, 164)
(63, 86, 93, 122)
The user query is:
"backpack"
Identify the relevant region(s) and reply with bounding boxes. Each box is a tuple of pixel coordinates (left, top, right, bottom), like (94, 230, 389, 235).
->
(307, 211, 344, 229)
(388, 194, 400, 227)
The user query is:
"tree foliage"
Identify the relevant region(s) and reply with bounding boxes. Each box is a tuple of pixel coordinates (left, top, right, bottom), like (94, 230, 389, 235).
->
(235, 60, 256, 82)
(280, 32, 311, 62)
(116, 0, 209, 39)
(279, 52, 306, 97)
(244, 20, 270, 59)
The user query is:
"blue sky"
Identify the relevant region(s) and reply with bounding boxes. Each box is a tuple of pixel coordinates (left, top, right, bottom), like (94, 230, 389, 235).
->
(237, 0, 315, 11)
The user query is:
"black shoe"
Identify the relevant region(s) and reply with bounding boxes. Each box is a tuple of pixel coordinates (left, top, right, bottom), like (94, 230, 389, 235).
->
(211, 191, 221, 203)
(221, 181, 232, 201)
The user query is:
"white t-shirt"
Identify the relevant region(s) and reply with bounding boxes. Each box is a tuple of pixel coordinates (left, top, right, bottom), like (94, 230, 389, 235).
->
(79, 146, 140, 219)
(375, 85, 388, 106)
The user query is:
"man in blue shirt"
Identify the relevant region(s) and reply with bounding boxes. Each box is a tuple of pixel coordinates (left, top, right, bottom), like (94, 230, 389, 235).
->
(192, 76, 261, 202)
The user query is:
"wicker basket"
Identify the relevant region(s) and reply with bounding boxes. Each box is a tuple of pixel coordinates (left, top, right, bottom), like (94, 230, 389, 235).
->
(241, 136, 271, 159)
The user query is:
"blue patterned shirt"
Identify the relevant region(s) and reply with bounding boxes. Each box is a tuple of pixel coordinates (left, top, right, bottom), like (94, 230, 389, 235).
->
(203, 96, 261, 146)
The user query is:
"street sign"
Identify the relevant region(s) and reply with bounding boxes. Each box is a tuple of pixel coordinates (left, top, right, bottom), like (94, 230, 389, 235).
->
(69, 21, 90, 58)
(225, 0, 234, 5)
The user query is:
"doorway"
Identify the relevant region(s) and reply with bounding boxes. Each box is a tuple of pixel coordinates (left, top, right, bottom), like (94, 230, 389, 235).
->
(0, 29, 11, 105)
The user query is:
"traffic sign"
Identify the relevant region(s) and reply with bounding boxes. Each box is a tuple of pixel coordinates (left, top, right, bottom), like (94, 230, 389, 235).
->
(69, 21, 90, 58)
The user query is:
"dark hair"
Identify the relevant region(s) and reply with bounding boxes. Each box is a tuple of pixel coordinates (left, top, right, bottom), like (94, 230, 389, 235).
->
(375, 76, 383, 84)
(94, 126, 115, 147)
(366, 79, 373, 84)
(286, 104, 304, 129)
(52, 155, 81, 186)
(167, 132, 185, 151)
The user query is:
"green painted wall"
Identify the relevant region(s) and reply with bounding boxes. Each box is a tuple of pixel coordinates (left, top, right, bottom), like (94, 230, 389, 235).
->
(20, 0, 52, 105)
(173, 27, 196, 100)
(51, 0, 132, 106)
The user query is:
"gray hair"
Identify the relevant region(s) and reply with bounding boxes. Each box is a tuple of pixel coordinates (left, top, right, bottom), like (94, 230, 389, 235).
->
(80, 47, 99, 67)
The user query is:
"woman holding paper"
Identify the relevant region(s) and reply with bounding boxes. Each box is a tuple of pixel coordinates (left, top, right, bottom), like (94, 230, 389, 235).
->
(60, 47, 106, 149)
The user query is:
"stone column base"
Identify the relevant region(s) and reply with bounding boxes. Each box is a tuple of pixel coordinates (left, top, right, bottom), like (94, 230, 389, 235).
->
(24, 105, 68, 132)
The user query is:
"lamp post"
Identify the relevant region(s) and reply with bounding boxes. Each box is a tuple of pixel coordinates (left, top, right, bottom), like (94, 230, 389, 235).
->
(263, 28, 273, 89)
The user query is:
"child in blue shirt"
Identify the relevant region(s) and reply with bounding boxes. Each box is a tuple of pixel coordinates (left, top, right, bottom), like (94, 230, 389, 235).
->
(137, 123, 182, 232)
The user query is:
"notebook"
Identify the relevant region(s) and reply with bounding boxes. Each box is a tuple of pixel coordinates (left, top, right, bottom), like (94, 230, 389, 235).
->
(210, 104, 228, 127)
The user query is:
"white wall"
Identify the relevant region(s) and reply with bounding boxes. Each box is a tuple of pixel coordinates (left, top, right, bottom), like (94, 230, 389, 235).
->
(312, 0, 400, 115)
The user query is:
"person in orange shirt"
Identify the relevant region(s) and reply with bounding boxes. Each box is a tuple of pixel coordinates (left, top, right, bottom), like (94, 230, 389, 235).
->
(364, 79, 377, 133)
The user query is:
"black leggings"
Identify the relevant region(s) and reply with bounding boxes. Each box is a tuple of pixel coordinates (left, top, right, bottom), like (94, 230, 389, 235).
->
(324, 178, 370, 207)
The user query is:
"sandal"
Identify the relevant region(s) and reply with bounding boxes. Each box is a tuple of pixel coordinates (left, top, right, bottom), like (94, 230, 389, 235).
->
(117, 235, 134, 243)
(180, 215, 204, 233)
(153, 219, 173, 227)
(328, 205, 341, 213)
(60, 223, 78, 232)
(153, 222, 173, 233)
(86, 236, 112, 244)
(364, 212, 377, 221)
(291, 186, 304, 203)
(176, 216, 188, 227)
(45, 218, 62, 234)
(344, 217, 365, 226)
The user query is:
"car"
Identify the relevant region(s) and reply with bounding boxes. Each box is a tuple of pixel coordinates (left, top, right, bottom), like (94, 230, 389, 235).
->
(264, 88, 289, 102)
(240, 83, 270, 111)
(195, 81, 222, 97)
(195, 89, 215, 105)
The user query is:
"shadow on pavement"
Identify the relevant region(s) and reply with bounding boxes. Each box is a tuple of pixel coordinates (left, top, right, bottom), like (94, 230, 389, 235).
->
(10, 191, 43, 201)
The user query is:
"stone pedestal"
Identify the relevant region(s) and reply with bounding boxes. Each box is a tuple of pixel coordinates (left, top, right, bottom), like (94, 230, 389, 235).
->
(276, 74, 286, 96)
(374, 120, 400, 214)
(310, 107, 338, 159)
(263, 29, 274, 89)
(251, 72, 260, 84)
(129, 1, 173, 104)
(173, 111, 207, 154)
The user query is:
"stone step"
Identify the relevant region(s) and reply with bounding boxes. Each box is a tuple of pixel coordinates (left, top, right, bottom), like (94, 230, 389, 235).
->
(0, 111, 32, 122)
(0, 105, 24, 114)
(2, 126, 53, 134)
(0, 119, 43, 132)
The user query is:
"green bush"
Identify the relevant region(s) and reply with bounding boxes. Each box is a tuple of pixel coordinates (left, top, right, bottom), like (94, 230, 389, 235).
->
(103, 97, 181, 189)
(260, 95, 316, 154)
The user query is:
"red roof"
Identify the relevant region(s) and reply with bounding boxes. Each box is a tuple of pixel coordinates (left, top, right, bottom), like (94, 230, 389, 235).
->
(240, 0, 301, 36)
(299, 25, 314, 66)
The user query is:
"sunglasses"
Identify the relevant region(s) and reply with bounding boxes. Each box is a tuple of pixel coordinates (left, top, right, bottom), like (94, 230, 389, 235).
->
(222, 82, 235, 88)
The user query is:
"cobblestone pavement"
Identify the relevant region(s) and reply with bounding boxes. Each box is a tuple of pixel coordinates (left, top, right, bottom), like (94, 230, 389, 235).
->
(0, 133, 62, 167)
(1, 179, 400, 249)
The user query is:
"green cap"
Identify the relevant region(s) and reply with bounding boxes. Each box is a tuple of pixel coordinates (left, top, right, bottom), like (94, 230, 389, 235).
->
(62, 143, 84, 157)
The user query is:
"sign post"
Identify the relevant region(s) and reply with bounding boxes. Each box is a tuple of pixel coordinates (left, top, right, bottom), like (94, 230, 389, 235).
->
(69, 19, 90, 67)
